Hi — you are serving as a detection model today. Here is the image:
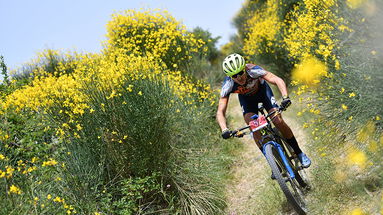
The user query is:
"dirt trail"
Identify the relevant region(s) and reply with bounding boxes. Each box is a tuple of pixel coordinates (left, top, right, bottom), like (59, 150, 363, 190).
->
(224, 96, 310, 215)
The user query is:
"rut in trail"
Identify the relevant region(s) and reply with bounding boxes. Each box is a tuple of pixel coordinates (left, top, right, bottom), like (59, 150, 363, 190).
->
(224, 96, 311, 215)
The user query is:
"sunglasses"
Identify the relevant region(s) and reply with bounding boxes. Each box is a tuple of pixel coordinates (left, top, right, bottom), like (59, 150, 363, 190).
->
(231, 70, 245, 79)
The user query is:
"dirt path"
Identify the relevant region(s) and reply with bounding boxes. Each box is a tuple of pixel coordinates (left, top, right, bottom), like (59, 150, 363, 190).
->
(224, 96, 310, 215)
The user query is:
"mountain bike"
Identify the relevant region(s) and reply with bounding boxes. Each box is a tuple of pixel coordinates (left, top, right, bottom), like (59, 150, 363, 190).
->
(230, 105, 311, 215)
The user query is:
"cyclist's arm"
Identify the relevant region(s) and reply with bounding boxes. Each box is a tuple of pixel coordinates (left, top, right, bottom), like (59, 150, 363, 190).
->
(262, 71, 288, 98)
(216, 96, 229, 131)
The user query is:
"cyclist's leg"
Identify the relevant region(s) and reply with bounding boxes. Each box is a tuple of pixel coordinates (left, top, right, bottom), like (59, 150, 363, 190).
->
(259, 82, 304, 156)
(238, 94, 263, 149)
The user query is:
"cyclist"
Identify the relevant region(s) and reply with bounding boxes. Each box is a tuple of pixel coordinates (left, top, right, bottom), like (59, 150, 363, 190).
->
(216, 53, 311, 168)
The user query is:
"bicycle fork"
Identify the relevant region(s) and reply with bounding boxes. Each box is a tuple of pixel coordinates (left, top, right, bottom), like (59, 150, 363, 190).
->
(262, 141, 296, 180)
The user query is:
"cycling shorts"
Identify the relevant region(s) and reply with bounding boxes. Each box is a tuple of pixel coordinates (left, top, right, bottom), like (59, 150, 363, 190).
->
(238, 82, 278, 115)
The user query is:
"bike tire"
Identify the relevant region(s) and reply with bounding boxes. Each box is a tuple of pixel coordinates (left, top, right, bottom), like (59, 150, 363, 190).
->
(265, 143, 307, 215)
(282, 140, 311, 189)
(272, 128, 311, 190)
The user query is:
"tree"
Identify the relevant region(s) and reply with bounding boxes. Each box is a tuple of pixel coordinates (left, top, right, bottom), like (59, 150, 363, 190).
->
(191, 27, 221, 64)
(0, 55, 9, 85)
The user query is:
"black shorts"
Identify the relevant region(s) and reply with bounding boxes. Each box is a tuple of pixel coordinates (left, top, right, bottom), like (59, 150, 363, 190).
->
(238, 82, 278, 115)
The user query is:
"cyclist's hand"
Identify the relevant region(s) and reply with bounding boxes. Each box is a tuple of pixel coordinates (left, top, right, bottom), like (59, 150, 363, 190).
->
(281, 96, 291, 110)
(221, 128, 233, 139)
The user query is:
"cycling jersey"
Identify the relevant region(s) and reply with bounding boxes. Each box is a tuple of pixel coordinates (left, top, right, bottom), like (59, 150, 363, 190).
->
(220, 64, 267, 97)
(220, 64, 278, 114)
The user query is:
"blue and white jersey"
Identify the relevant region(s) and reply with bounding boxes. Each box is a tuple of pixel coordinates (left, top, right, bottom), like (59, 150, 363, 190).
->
(220, 64, 267, 97)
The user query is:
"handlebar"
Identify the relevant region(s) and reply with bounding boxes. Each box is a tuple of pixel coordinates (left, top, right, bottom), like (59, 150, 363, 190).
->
(230, 106, 284, 138)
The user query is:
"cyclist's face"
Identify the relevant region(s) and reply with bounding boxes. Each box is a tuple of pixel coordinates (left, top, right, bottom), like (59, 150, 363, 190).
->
(231, 70, 247, 85)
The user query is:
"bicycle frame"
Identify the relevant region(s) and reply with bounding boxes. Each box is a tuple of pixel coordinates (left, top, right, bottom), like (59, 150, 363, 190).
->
(262, 141, 295, 179)
(233, 107, 296, 180)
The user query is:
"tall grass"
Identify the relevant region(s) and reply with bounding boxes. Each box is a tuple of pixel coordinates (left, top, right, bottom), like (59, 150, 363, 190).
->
(298, 2, 383, 213)
(231, 0, 383, 213)
(0, 9, 234, 214)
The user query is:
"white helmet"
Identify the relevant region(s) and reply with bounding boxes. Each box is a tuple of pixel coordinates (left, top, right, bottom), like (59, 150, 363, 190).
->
(222, 53, 245, 77)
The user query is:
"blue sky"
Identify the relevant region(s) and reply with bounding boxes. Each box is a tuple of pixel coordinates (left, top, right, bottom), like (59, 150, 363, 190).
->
(0, 0, 245, 71)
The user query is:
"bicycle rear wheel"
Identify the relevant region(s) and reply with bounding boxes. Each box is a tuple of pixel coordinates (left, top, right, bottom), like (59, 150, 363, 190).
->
(264, 143, 307, 215)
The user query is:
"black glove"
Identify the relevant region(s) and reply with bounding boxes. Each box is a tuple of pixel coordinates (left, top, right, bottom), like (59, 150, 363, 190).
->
(281, 96, 291, 110)
(221, 129, 232, 139)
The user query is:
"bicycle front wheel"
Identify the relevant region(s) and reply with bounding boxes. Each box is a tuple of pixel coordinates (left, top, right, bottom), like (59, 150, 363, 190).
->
(272, 127, 311, 190)
(264, 143, 307, 215)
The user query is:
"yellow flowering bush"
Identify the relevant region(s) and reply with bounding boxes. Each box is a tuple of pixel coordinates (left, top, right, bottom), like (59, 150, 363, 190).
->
(243, 0, 282, 55)
(0, 9, 225, 215)
(284, 0, 342, 64)
(243, 0, 350, 72)
(237, 0, 383, 213)
(105, 9, 204, 70)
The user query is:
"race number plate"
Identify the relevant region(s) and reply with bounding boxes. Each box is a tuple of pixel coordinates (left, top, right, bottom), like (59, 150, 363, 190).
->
(249, 115, 268, 132)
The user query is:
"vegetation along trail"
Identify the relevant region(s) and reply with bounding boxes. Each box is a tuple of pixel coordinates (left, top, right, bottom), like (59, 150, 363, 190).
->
(1, 0, 383, 214)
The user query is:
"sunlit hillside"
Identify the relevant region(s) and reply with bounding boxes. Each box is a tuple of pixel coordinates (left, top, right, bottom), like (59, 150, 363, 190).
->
(1, 0, 382, 214)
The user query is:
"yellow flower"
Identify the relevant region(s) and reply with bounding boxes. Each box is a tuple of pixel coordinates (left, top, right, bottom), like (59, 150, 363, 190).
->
(349, 92, 356, 97)
(335, 60, 340, 70)
(347, 148, 366, 169)
(5, 166, 15, 178)
(350, 208, 365, 215)
(8, 184, 22, 194)
(31, 157, 38, 163)
(53, 196, 64, 203)
(341, 104, 348, 110)
(138, 91, 143, 96)
(42, 159, 58, 167)
(126, 85, 134, 92)
(291, 56, 328, 85)
(0, 154, 5, 160)
(47, 194, 52, 199)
